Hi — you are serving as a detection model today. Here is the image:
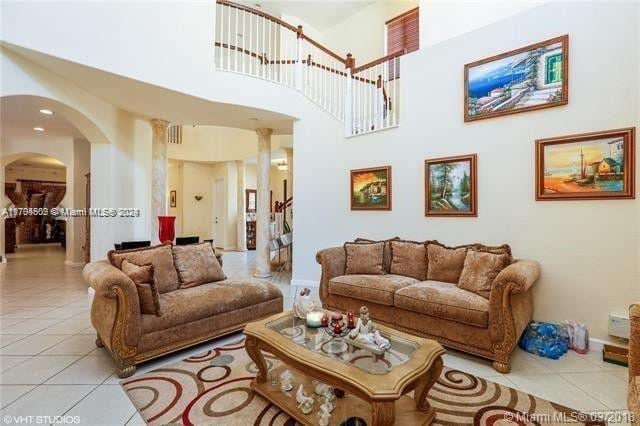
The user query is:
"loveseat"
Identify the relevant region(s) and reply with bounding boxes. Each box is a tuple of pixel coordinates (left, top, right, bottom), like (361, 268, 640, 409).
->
(316, 238, 540, 373)
(629, 302, 639, 422)
(83, 242, 283, 377)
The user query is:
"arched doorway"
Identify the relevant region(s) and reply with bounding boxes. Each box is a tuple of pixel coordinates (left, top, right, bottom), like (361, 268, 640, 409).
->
(1, 96, 95, 266)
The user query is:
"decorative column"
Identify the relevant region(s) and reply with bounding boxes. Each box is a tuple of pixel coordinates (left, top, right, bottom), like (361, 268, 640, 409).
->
(150, 119, 169, 243)
(254, 128, 272, 278)
(236, 160, 247, 251)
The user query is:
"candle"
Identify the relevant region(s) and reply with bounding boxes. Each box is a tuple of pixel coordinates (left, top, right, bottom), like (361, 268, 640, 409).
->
(306, 311, 324, 328)
(333, 323, 342, 335)
(347, 316, 355, 329)
(321, 313, 329, 327)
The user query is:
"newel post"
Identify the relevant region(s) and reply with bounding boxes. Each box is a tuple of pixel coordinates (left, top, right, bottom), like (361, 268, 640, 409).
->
(344, 53, 355, 136)
(295, 25, 304, 91)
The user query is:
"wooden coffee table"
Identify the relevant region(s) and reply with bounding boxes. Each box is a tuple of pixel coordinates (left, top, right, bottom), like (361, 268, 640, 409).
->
(244, 311, 445, 426)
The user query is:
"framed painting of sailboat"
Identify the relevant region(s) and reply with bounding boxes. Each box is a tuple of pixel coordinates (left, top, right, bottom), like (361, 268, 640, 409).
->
(535, 128, 635, 200)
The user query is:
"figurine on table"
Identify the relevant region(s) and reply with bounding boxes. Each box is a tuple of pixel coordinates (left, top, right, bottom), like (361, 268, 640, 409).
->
(348, 306, 391, 350)
(293, 288, 319, 319)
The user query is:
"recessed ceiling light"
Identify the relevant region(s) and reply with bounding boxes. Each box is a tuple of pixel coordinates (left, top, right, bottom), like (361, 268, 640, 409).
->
(254, 3, 262, 8)
(249, 117, 259, 121)
(33, 127, 45, 132)
(39, 109, 53, 115)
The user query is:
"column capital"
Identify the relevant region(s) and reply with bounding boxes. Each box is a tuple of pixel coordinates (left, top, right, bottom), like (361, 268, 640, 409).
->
(255, 128, 273, 139)
(150, 119, 170, 131)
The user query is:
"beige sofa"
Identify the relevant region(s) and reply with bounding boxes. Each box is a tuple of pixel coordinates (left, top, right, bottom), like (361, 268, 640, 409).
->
(629, 303, 639, 422)
(317, 240, 540, 373)
(83, 244, 282, 377)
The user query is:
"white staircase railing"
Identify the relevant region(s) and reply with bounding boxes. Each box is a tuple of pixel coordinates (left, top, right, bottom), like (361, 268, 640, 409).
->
(215, 0, 404, 136)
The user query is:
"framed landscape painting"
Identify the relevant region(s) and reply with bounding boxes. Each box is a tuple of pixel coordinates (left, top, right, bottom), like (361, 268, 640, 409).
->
(350, 166, 392, 210)
(465, 35, 568, 122)
(425, 154, 477, 216)
(536, 128, 635, 200)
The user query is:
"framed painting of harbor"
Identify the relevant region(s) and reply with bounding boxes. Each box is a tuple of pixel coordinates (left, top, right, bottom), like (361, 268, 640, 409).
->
(350, 166, 392, 210)
(425, 154, 477, 216)
(464, 35, 568, 122)
(536, 128, 635, 200)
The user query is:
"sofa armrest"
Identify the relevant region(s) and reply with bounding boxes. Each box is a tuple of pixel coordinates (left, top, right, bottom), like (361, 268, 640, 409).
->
(316, 246, 346, 305)
(488, 259, 540, 362)
(630, 303, 640, 379)
(83, 260, 141, 357)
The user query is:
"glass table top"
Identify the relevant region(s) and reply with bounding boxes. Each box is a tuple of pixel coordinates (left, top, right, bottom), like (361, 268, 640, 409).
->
(266, 313, 419, 375)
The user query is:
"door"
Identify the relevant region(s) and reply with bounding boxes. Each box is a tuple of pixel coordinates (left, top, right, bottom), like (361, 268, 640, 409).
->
(212, 178, 225, 249)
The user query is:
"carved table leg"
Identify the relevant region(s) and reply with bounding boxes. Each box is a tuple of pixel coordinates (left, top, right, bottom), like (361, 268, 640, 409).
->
(413, 355, 443, 422)
(245, 335, 268, 383)
(371, 401, 395, 426)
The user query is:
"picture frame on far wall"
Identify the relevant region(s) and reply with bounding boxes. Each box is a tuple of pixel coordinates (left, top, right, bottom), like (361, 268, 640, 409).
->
(464, 35, 568, 122)
(350, 166, 392, 211)
(169, 190, 177, 208)
(425, 154, 477, 217)
(535, 127, 635, 201)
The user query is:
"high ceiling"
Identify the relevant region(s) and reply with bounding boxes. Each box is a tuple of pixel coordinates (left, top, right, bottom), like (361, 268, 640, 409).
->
(1, 96, 86, 140)
(236, 0, 374, 30)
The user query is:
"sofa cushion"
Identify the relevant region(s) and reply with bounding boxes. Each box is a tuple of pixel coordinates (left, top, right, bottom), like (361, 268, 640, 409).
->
(108, 244, 179, 293)
(354, 237, 400, 273)
(395, 280, 489, 327)
(344, 242, 385, 275)
(328, 274, 418, 306)
(472, 243, 512, 260)
(121, 260, 161, 316)
(390, 240, 428, 280)
(141, 280, 282, 333)
(457, 249, 511, 298)
(172, 242, 226, 288)
(427, 243, 469, 284)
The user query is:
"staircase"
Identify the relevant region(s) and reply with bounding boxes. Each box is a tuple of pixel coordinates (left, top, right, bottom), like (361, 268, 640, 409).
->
(214, 0, 404, 136)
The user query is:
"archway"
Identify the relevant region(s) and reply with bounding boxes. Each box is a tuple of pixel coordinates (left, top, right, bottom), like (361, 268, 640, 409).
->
(1, 95, 97, 265)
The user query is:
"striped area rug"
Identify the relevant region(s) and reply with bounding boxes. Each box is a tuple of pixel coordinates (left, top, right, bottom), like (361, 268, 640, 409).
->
(121, 339, 605, 425)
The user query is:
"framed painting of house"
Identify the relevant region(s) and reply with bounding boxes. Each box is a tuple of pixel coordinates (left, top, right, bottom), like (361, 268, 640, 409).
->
(535, 128, 635, 200)
(350, 166, 392, 210)
(464, 35, 568, 122)
(425, 154, 477, 216)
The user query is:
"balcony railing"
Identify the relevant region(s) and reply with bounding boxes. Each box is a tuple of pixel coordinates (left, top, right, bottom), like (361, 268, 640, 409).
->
(215, 0, 405, 136)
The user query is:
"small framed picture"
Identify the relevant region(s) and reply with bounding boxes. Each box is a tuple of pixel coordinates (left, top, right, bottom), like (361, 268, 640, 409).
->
(465, 35, 568, 122)
(535, 128, 635, 200)
(425, 154, 477, 217)
(350, 166, 392, 211)
(169, 190, 177, 207)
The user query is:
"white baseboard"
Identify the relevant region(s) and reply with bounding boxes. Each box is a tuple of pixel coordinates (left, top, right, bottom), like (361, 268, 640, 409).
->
(87, 287, 95, 295)
(291, 279, 319, 288)
(64, 261, 86, 268)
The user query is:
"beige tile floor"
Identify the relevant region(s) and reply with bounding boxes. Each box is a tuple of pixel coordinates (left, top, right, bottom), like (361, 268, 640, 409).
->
(0, 244, 630, 425)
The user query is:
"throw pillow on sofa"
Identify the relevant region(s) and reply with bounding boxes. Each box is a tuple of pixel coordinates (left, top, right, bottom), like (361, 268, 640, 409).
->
(121, 260, 161, 316)
(472, 243, 512, 261)
(354, 237, 400, 273)
(344, 241, 385, 275)
(426, 243, 469, 283)
(389, 240, 430, 280)
(457, 248, 511, 298)
(172, 242, 226, 288)
(108, 244, 180, 293)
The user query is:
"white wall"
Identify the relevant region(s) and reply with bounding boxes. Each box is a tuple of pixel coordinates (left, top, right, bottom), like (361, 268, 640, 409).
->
(421, 0, 547, 48)
(293, 1, 639, 341)
(169, 126, 292, 163)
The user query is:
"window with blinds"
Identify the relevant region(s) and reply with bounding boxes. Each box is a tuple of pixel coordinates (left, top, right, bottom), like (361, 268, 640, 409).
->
(386, 7, 419, 79)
